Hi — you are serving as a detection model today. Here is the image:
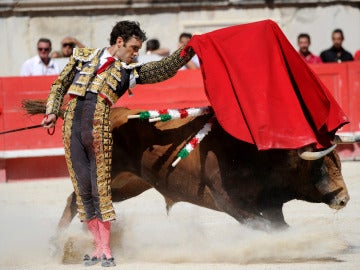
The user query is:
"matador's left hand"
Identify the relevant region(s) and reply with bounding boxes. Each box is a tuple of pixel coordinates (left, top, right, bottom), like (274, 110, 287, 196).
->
(42, 114, 57, 129)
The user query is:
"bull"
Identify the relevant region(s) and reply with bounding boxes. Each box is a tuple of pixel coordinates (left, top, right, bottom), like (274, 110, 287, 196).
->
(56, 106, 352, 231)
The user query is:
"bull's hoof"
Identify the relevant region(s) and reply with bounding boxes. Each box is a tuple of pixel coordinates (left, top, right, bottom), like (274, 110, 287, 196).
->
(244, 216, 289, 232)
(48, 235, 61, 257)
(270, 222, 290, 231)
(62, 236, 83, 264)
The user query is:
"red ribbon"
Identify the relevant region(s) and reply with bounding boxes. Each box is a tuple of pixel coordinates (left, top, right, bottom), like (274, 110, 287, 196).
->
(96, 57, 115, 74)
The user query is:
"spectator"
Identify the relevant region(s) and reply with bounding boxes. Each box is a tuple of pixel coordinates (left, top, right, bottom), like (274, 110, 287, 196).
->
(320, 29, 354, 63)
(50, 36, 86, 70)
(354, 49, 360, 61)
(20, 38, 60, 76)
(178, 32, 200, 70)
(51, 36, 85, 58)
(137, 38, 170, 63)
(297, 33, 322, 64)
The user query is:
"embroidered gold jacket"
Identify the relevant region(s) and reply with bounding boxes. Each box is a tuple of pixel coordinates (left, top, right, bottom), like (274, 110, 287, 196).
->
(45, 47, 193, 116)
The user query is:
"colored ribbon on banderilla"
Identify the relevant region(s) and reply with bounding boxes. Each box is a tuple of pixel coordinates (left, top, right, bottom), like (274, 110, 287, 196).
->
(172, 117, 214, 167)
(128, 106, 215, 166)
(127, 106, 212, 122)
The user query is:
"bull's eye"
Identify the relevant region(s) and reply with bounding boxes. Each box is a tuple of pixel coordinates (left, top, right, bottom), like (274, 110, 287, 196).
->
(320, 164, 328, 176)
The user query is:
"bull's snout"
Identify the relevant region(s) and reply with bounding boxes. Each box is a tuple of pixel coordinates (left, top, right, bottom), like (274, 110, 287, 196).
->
(329, 193, 350, 210)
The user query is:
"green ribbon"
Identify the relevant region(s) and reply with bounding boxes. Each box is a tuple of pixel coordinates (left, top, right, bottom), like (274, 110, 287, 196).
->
(177, 149, 189, 159)
(139, 111, 150, 120)
(160, 114, 172, 122)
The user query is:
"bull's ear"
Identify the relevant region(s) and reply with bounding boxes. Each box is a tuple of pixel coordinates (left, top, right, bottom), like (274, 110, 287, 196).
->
(297, 144, 337, 160)
(333, 134, 360, 144)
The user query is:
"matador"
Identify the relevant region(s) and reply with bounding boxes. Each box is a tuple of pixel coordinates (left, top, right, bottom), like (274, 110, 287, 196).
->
(42, 21, 193, 267)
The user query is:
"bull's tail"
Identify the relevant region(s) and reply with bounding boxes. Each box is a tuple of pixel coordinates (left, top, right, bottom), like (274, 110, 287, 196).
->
(164, 196, 176, 215)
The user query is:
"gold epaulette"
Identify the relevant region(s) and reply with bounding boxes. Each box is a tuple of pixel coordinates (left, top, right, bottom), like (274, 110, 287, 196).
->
(73, 48, 101, 62)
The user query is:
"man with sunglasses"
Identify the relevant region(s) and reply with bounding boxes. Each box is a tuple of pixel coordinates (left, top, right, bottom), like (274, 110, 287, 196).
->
(20, 38, 60, 76)
(51, 36, 85, 58)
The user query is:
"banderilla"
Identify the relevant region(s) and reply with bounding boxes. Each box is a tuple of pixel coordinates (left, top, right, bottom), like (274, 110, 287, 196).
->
(0, 124, 55, 135)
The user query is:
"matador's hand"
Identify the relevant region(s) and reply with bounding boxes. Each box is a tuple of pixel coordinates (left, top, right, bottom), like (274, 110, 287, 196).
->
(42, 114, 57, 129)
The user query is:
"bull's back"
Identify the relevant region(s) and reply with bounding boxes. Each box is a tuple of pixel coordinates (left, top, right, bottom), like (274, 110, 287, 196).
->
(109, 107, 298, 211)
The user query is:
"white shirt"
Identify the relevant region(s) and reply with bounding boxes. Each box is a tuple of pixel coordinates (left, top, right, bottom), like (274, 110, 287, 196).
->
(180, 54, 200, 70)
(99, 49, 113, 66)
(20, 55, 60, 76)
(53, 57, 69, 71)
(137, 52, 163, 64)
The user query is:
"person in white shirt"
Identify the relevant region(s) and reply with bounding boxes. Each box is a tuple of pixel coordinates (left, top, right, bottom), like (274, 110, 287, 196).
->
(178, 32, 200, 70)
(137, 38, 170, 64)
(20, 38, 60, 76)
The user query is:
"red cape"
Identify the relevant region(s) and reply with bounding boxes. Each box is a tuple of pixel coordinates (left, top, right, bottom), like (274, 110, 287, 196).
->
(183, 20, 349, 150)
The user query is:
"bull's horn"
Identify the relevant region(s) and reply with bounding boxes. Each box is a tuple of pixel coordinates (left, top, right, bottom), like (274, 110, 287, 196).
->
(333, 134, 360, 144)
(297, 144, 337, 160)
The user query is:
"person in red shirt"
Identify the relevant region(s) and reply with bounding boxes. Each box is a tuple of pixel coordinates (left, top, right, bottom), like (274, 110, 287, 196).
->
(297, 33, 322, 64)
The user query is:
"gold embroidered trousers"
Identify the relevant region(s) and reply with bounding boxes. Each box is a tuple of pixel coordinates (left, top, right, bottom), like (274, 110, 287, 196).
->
(63, 92, 115, 222)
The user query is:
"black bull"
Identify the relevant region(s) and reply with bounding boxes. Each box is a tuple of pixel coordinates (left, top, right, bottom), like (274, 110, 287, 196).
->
(57, 107, 350, 231)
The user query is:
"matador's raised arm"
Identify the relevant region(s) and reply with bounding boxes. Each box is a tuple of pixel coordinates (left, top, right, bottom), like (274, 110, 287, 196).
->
(137, 47, 195, 84)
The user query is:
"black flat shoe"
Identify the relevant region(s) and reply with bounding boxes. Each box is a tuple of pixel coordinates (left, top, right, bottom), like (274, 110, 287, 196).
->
(83, 254, 101, 266)
(101, 256, 116, 267)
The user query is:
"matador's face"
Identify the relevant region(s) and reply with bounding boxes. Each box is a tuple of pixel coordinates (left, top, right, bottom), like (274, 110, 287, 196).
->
(116, 36, 142, 64)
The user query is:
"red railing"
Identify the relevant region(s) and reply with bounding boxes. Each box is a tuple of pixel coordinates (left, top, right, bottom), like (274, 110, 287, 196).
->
(0, 62, 359, 181)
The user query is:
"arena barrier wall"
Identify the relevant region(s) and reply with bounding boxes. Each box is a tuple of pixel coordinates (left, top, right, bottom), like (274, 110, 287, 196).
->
(0, 62, 359, 182)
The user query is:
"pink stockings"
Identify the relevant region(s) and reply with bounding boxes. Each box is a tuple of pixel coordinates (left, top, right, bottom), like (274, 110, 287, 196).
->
(98, 219, 112, 259)
(86, 218, 113, 259)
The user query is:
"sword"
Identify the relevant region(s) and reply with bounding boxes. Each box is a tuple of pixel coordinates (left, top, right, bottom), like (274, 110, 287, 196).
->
(0, 124, 55, 135)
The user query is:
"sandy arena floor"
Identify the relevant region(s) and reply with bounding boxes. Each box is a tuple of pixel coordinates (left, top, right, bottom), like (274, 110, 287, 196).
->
(0, 162, 359, 270)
